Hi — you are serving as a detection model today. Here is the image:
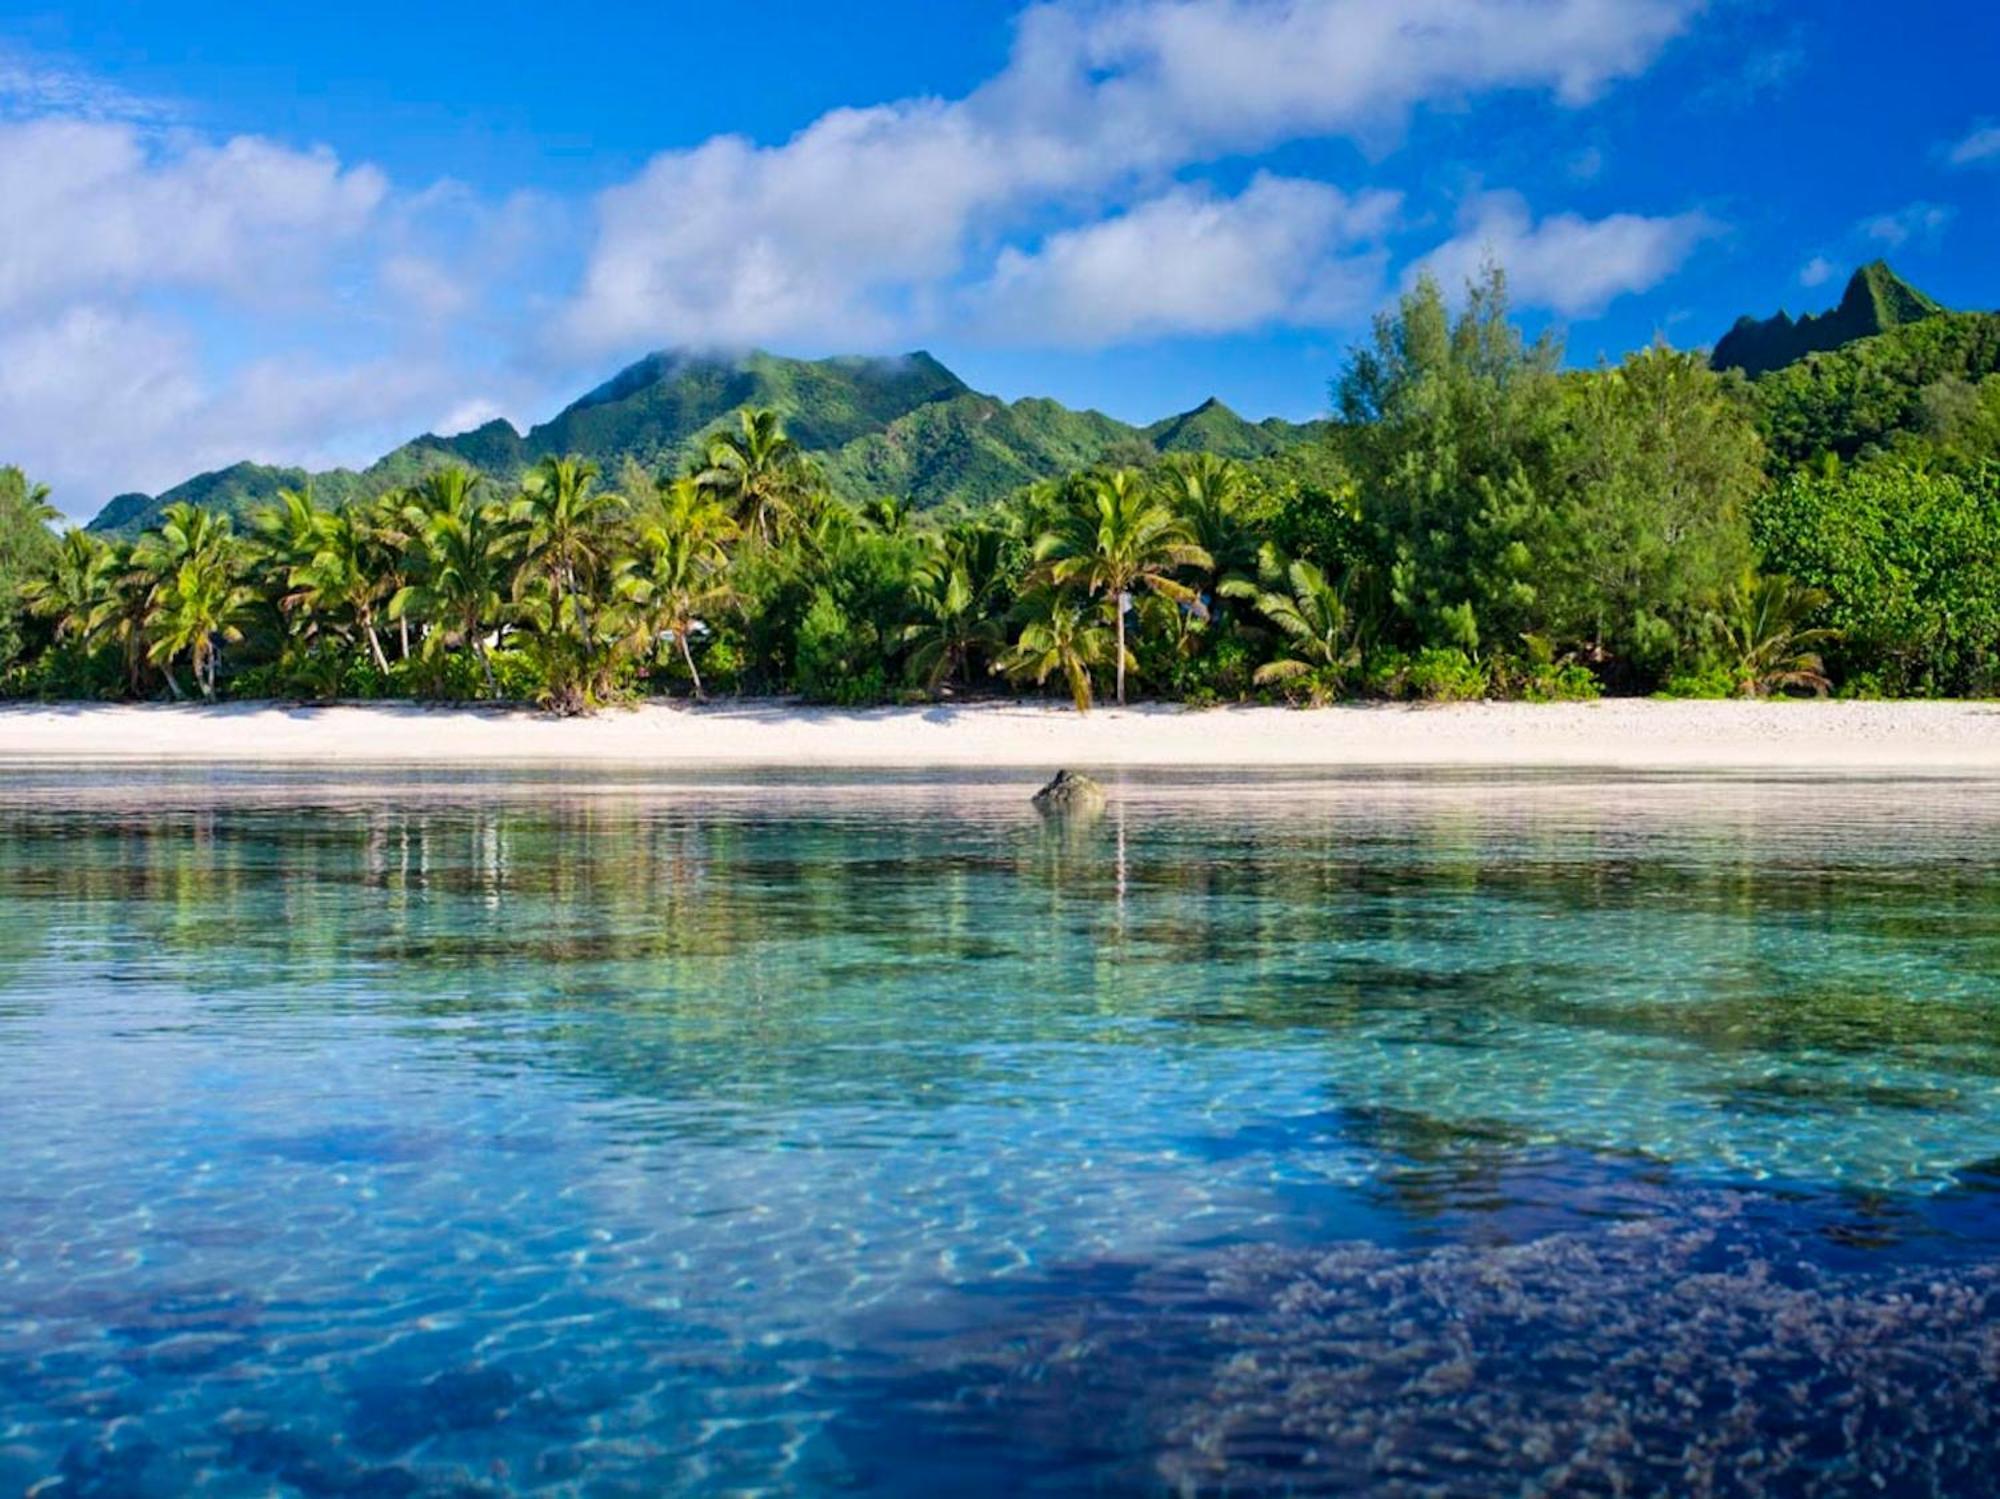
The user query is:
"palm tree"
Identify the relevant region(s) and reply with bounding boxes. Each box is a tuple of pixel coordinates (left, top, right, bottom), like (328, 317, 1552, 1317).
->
(999, 588, 1118, 713)
(361, 488, 420, 660)
(696, 408, 811, 547)
(510, 455, 625, 611)
(146, 549, 256, 700)
(1716, 571, 1839, 697)
(859, 496, 916, 536)
(391, 469, 512, 699)
(0, 466, 59, 527)
(20, 529, 110, 644)
(294, 505, 394, 672)
(1162, 454, 1256, 596)
(82, 541, 153, 695)
(1221, 549, 1360, 705)
(620, 477, 739, 700)
(127, 504, 252, 700)
(903, 528, 1008, 694)
(1035, 469, 1212, 705)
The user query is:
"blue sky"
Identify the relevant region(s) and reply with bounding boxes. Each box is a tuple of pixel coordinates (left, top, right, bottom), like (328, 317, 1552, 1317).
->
(1, 0, 1995, 519)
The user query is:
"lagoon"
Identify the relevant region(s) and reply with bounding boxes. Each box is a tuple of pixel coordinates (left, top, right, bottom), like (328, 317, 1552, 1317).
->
(2, 769, 1998, 1494)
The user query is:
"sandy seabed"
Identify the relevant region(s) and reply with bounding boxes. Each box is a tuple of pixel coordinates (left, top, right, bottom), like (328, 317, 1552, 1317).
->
(1, 697, 1998, 772)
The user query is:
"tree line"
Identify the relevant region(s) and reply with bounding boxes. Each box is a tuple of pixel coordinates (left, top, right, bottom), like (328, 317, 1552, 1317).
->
(5, 267, 1999, 710)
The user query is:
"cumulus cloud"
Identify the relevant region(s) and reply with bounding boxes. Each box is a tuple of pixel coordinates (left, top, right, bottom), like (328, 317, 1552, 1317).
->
(562, 0, 1701, 352)
(1858, 202, 1954, 250)
(1945, 124, 2000, 168)
(973, 175, 1397, 345)
(1410, 190, 1716, 315)
(0, 304, 474, 517)
(1798, 255, 1836, 288)
(0, 64, 557, 515)
(0, 4, 1716, 512)
(0, 120, 386, 314)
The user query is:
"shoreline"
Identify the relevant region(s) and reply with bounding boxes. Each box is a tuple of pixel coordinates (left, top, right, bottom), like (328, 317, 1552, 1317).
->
(1, 698, 1998, 772)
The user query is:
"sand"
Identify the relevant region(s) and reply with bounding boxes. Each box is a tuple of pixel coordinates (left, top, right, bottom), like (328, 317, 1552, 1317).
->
(0, 698, 1996, 772)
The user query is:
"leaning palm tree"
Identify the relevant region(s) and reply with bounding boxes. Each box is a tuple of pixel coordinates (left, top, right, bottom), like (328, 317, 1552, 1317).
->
(390, 469, 513, 699)
(998, 588, 1119, 714)
(1034, 469, 1211, 706)
(695, 408, 811, 547)
(619, 477, 739, 700)
(1715, 571, 1840, 698)
(1221, 549, 1360, 705)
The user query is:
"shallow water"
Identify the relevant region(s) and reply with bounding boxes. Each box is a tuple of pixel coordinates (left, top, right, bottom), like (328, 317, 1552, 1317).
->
(1, 768, 1998, 1495)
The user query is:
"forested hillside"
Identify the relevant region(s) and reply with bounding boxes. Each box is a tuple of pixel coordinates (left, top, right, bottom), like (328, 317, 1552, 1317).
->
(88, 352, 1324, 534)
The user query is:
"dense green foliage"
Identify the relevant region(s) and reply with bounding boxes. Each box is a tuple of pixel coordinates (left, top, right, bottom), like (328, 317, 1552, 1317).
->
(1753, 464, 2000, 695)
(1751, 312, 2000, 470)
(12, 264, 1999, 710)
(88, 351, 1326, 535)
(0, 468, 61, 670)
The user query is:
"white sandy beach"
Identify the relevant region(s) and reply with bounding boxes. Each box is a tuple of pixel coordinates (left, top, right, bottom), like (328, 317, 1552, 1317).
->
(0, 698, 1997, 772)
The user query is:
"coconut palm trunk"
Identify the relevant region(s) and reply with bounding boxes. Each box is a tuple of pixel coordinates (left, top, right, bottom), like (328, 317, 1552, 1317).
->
(362, 617, 390, 674)
(1115, 593, 1127, 706)
(678, 629, 705, 702)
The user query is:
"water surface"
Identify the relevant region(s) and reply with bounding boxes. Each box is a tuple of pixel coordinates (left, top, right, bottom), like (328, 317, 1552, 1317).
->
(2, 768, 1998, 1494)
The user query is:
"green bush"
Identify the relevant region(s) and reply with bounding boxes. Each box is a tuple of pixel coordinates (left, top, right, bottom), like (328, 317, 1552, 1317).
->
(1404, 647, 1489, 702)
(795, 591, 889, 705)
(1518, 660, 1602, 702)
(1655, 662, 1738, 699)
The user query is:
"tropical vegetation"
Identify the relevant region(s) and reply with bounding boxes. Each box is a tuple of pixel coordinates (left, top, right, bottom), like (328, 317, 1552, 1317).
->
(5, 262, 2000, 712)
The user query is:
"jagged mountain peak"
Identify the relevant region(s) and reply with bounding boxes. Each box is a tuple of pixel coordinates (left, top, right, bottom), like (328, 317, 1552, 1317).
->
(1712, 261, 1949, 379)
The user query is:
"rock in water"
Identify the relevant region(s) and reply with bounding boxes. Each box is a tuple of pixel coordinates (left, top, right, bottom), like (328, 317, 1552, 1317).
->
(1032, 770, 1106, 813)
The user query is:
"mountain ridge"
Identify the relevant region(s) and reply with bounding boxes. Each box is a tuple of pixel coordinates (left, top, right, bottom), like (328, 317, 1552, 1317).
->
(87, 350, 1324, 533)
(1711, 260, 1948, 379)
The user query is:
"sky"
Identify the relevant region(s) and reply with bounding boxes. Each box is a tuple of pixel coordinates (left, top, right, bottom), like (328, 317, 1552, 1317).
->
(1, 0, 1996, 521)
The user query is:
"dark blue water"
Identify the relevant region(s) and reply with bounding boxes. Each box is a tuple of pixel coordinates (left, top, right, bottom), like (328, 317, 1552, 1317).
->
(2, 769, 1998, 1495)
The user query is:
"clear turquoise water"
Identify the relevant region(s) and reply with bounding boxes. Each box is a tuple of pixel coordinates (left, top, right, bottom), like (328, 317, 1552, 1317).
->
(2, 769, 1999, 1494)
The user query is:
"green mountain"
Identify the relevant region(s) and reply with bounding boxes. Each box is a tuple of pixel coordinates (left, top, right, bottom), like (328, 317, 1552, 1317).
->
(87, 350, 1325, 533)
(1712, 261, 1948, 378)
(1143, 396, 1327, 458)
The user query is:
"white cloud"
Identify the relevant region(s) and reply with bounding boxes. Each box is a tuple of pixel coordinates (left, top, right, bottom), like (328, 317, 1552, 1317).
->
(0, 4, 1717, 512)
(974, 175, 1397, 345)
(0, 119, 386, 314)
(1798, 255, 1836, 288)
(562, 0, 1701, 352)
(1858, 202, 1954, 250)
(0, 304, 476, 521)
(1946, 124, 2000, 168)
(0, 71, 557, 515)
(1411, 190, 1716, 315)
(436, 398, 509, 437)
